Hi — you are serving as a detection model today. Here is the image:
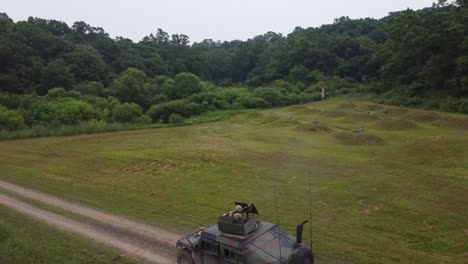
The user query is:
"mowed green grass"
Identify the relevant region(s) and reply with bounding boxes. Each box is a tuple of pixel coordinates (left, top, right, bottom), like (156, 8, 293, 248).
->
(0, 98, 467, 263)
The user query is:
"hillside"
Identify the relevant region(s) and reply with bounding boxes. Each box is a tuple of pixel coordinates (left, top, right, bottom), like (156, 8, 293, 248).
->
(1, 2, 468, 136)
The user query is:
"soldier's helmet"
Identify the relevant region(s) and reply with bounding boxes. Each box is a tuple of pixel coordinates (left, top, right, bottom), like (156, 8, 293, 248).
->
(233, 213, 243, 221)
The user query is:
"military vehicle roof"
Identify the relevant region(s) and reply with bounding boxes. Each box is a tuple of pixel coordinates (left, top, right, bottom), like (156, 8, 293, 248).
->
(201, 221, 278, 248)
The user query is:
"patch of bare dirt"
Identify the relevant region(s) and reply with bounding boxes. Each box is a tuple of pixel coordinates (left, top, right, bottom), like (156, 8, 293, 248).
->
(297, 123, 333, 132)
(381, 107, 410, 116)
(406, 111, 441, 123)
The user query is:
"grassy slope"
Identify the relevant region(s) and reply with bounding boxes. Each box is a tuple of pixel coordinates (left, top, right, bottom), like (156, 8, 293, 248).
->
(0, 98, 467, 263)
(0, 206, 135, 264)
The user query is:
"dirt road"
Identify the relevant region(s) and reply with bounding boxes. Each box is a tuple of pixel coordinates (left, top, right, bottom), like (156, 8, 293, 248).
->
(0, 180, 179, 264)
(0, 179, 179, 247)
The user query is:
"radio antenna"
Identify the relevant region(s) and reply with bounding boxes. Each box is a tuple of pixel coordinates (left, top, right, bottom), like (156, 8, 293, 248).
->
(274, 185, 280, 225)
(309, 171, 313, 249)
(274, 185, 282, 262)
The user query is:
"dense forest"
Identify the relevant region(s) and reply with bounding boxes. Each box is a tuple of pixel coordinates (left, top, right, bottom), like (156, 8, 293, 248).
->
(1, 0, 467, 133)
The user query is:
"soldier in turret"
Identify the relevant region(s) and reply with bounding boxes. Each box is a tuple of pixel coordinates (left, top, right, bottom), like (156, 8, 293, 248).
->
(227, 205, 247, 223)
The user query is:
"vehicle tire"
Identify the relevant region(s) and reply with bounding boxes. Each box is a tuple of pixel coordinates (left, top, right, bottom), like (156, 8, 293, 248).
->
(293, 247, 314, 264)
(177, 249, 194, 264)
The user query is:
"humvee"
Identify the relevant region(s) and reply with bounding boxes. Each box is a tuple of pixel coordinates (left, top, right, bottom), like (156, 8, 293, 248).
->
(176, 202, 314, 264)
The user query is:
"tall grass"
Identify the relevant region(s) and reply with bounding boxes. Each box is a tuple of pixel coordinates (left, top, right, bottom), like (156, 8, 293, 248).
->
(0, 120, 167, 141)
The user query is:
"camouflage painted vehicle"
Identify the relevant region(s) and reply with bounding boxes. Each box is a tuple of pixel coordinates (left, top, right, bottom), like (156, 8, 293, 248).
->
(176, 203, 314, 264)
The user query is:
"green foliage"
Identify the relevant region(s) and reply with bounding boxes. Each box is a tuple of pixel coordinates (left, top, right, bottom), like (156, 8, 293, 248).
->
(47, 87, 66, 98)
(0, 106, 26, 130)
(253, 87, 284, 106)
(164, 72, 202, 100)
(288, 65, 314, 84)
(73, 81, 104, 96)
(66, 45, 106, 83)
(234, 95, 269, 109)
(440, 97, 464, 112)
(39, 60, 74, 94)
(147, 100, 206, 123)
(112, 103, 143, 123)
(134, 114, 152, 124)
(31, 99, 100, 125)
(168, 113, 184, 124)
(0, 5, 467, 135)
(110, 68, 149, 108)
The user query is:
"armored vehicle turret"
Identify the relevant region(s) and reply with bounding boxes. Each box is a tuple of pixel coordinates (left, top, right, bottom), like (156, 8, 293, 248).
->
(176, 202, 314, 264)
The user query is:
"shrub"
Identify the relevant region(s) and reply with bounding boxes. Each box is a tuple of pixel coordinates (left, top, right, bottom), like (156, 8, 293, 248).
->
(112, 103, 143, 123)
(173, 72, 202, 99)
(234, 95, 269, 109)
(457, 98, 468, 113)
(440, 97, 460, 112)
(147, 100, 208, 123)
(47, 87, 67, 98)
(0, 107, 26, 130)
(135, 114, 152, 124)
(31, 99, 100, 125)
(253, 87, 284, 106)
(169, 113, 184, 124)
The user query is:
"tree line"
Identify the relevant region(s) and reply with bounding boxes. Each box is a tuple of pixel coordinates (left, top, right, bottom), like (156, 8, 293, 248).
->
(0, 0, 467, 131)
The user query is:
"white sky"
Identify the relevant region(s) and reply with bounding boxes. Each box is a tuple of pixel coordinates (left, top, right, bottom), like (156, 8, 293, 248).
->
(2, 0, 434, 43)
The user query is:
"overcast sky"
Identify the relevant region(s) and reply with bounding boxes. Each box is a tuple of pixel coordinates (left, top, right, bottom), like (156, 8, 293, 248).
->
(2, 0, 434, 43)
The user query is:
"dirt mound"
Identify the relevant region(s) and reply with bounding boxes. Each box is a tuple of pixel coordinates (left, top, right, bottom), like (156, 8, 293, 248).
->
(350, 113, 380, 122)
(381, 107, 410, 116)
(323, 111, 348, 118)
(333, 132, 384, 145)
(433, 117, 468, 130)
(297, 123, 333, 132)
(375, 119, 419, 130)
(336, 103, 356, 110)
(406, 111, 441, 123)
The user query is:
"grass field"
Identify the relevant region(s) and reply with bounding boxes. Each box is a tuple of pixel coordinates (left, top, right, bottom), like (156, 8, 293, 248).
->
(0, 97, 467, 263)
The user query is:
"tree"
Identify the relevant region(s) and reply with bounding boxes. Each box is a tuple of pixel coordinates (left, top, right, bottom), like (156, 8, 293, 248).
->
(39, 59, 74, 94)
(163, 72, 202, 100)
(73, 81, 104, 96)
(112, 103, 143, 123)
(110, 68, 150, 107)
(66, 44, 106, 83)
(288, 65, 313, 84)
